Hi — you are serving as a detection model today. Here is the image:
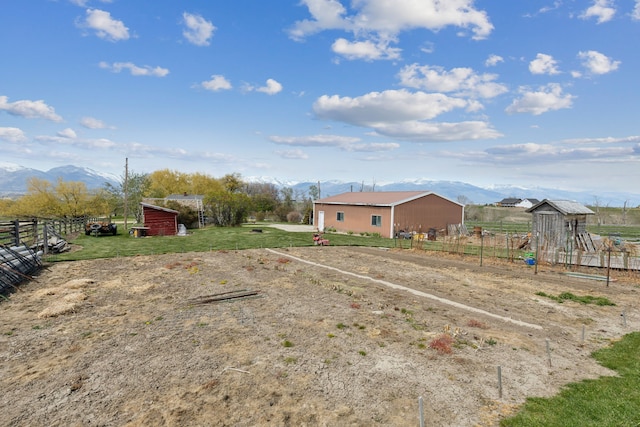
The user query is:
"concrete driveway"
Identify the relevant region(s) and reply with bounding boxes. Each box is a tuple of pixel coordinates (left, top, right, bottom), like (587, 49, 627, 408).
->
(266, 224, 315, 232)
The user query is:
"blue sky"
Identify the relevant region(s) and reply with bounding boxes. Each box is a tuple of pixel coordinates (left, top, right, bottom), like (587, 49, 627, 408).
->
(1, 0, 639, 196)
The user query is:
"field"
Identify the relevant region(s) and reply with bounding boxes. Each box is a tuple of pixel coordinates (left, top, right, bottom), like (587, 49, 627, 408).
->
(2, 244, 638, 426)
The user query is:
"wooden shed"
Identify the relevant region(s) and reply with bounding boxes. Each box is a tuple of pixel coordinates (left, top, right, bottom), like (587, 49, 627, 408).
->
(313, 191, 464, 238)
(526, 199, 595, 251)
(141, 203, 179, 236)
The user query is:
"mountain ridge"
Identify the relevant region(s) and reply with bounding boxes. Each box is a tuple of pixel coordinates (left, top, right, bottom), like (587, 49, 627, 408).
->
(0, 164, 638, 207)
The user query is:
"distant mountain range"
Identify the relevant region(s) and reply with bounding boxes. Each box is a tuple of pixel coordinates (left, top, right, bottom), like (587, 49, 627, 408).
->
(0, 163, 638, 207)
(0, 163, 120, 196)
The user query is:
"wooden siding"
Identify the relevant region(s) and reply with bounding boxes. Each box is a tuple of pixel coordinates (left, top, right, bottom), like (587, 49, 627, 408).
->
(530, 203, 590, 251)
(143, 206, 178, 236)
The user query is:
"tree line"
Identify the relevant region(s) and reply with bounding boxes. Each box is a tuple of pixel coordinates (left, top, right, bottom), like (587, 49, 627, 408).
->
(0, 169, 319, 228)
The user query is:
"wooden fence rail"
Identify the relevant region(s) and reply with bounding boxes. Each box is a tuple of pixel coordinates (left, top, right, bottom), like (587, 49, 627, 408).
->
(0, 218, 86, 247)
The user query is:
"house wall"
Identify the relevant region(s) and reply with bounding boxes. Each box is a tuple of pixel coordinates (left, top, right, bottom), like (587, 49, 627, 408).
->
(143, 207, 178, 236)
(314, 203, 392, 237)
(314, 194, 463, 238)
(393, 194, 463, 234)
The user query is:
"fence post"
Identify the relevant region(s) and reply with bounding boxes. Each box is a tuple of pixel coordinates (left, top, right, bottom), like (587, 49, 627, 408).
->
(43, 222, 49, 256)
(12, 219, 20, 246)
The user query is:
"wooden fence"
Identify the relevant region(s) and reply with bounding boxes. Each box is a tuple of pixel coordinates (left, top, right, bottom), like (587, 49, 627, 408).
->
(0, 218, 86, 247)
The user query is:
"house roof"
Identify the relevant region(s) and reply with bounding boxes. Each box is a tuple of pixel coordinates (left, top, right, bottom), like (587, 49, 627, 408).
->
(498, 198, 521, 204)
(526, 199, 594, 215)
(166, 194, 204, 200)
(140, 202, 179, 214)
(315, 191, 462, 207)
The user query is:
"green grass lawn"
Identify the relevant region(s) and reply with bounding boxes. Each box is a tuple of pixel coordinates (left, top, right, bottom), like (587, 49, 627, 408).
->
(501, 332, 640, 426)
(46, 224, 395, 261)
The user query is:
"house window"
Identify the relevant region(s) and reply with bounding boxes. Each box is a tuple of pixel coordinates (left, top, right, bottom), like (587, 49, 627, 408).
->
(336, 212, 344, 222)
(371, 215, 382, 227)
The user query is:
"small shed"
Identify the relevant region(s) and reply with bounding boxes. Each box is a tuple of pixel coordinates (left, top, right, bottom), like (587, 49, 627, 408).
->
(141, 203, 179, 236)
(526, 199, 595, 251)
(313, 191, 464, 239)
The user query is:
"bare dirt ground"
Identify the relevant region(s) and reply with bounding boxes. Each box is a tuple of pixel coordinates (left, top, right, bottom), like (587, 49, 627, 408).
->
(2, 245, 638, 426)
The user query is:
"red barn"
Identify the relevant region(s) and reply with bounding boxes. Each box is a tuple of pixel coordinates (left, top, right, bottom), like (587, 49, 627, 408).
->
(141, 203, 179, 236)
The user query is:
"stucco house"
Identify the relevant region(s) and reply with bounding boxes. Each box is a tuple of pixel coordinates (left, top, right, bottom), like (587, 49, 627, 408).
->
(313, 191, 464, 238)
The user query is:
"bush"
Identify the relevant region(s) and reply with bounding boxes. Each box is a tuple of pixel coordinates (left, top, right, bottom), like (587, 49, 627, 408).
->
(286, 211, 302, 223)
(429, 334, 454, 354)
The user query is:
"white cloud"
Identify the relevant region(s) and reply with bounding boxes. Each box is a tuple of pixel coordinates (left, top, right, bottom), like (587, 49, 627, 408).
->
(0, 96, 63, 121)
(57, 128, 77, 139)
(331, 38, 401, 61)
(289, 0, 493, 61)
(275, 149, 309, 159)
(200, 75, 232, 91)
(182, 12, 216, 46)
(256, 79, 283, 95)
(580, 0, 616, 24)
(80, 116, 107, 129)
(506, 83, 575, 115)
(270, 134, 399, 152)
(578, 50, 620, 74)
(397, 64, 508, 99)
(372, 121, 502, 141)
(79, 9, 129, 41)
(69, 0, 112, 6)
(291, 0, 493, 40)
(633, 0, 640, 20)
(485, 142, 635, 163)
(529, 53, 560, 75)
(313, 89, 469, 126)
(99, 61, 169, 77)
(311, 90, 501, 142)
(485, 54, 504, 67)
(0, 127, 27, 143)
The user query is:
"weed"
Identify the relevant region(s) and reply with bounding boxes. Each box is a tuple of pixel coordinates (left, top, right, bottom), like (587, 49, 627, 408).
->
(536, 291, 615, 306)
(359, 350, 367, 356)
(467, 319, 489, 329)
(282, 340, 294, 348)
(3, 330, 14, 336)
(327, 333, 335, 338)
(429, 334, 454, 354)
(336, 323, 347, 330)
(32, 325, 42, 330)
(197, 322, 208, 327)
(284, 356, 297, 364)
(486, 338, 497, 346)
(219, 280, 227, 285)
(417, 343, 426, 349)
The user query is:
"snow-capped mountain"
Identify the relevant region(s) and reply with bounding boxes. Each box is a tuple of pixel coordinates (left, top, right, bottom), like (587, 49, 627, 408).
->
(0, 164, 120, 196)
(0, 164, 638, 207)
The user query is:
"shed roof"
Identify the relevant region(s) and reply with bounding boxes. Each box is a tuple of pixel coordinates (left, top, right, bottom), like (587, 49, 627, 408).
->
(140, 202, 179, 214)
(166, 194, 204, 200)
(526, 199, 594, 215)
(315, 191, 462, 207)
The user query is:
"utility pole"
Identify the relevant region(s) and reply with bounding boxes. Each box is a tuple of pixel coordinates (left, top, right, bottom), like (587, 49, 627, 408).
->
(123, 158, 129, 231)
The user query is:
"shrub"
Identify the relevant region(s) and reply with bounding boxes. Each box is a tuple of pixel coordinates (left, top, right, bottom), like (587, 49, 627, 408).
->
(429, 334, 454, 354)
(286, 211, 302, 223)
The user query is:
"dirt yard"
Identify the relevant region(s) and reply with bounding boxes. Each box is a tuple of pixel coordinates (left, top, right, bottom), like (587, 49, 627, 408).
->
(1, 246, 638, 426)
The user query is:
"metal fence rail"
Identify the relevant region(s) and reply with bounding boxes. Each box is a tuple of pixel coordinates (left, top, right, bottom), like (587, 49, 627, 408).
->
(0, 245, 43, 295)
